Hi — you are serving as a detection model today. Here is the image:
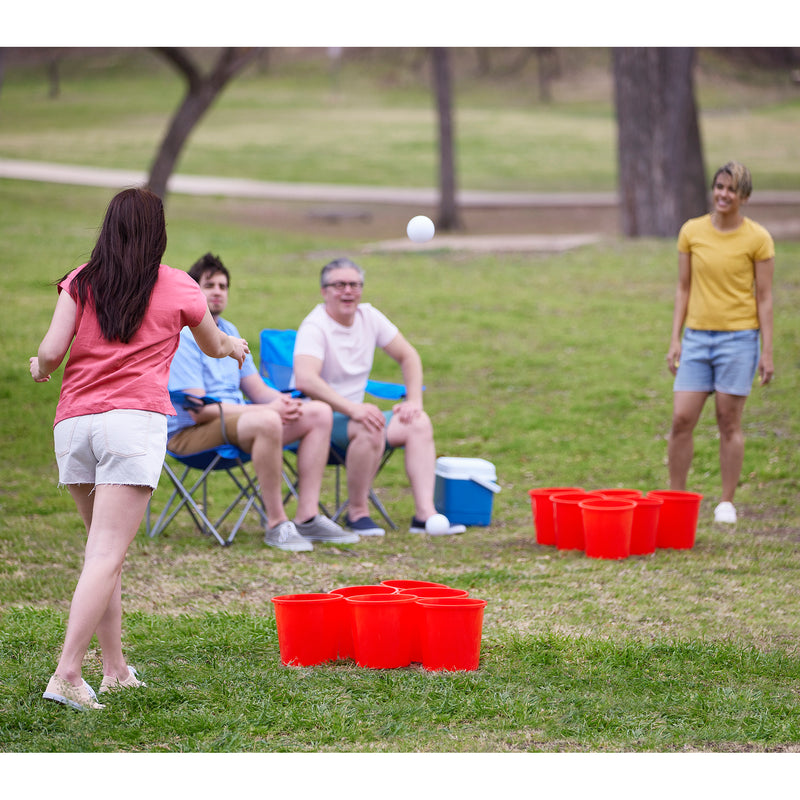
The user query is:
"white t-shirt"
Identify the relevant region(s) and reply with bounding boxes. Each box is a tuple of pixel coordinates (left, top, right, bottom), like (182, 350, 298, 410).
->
(294, 303, 398, 403)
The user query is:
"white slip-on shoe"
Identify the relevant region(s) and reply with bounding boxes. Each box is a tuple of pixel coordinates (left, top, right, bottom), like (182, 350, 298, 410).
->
(99, 665, 146, 694)
(714, 501, 737, 524)
(43, 674, 105, 710)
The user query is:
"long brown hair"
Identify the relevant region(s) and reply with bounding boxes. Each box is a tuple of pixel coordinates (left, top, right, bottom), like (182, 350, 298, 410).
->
(65, 188, 167, 343)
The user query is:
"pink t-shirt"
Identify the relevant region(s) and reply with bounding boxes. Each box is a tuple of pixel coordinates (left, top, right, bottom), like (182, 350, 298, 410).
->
(54, 264, 208, 426)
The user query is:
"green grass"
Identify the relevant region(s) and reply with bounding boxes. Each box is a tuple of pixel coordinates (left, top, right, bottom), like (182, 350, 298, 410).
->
(3, 608, 800, 753)
(1, 51, 800, 757)
(2, 179, 799, 755)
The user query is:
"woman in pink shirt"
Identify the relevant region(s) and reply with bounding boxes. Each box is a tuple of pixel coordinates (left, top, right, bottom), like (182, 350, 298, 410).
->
(30, 188, 248, 711)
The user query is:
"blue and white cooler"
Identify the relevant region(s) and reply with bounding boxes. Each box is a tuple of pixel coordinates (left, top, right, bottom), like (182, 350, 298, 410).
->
(434, 457, 501, 526)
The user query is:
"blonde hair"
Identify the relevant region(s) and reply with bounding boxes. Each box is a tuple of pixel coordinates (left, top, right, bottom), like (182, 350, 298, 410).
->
(712, 161, 752, 199)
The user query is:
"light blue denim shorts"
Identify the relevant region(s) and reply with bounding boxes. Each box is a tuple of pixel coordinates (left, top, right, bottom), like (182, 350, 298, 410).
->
(674, 328, 760, 397)
(54, 409, 167, 489)
(331, 410, 392, 451)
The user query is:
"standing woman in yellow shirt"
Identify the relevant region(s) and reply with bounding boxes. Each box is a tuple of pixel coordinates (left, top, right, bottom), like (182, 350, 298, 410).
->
(666, 162, 775, 524)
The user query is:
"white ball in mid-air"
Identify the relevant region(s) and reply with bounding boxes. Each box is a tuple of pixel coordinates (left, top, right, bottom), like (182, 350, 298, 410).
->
(425, 513, 451, 534)
(407, 215, 435, 243)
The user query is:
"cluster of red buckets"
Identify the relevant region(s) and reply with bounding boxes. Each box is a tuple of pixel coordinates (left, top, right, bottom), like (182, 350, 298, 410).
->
(272, 580, 487, 672)
(528, 487, 704, 559)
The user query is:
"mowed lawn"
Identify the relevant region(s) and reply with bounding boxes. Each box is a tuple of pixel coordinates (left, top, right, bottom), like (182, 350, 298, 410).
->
(1, 51, 800, 777)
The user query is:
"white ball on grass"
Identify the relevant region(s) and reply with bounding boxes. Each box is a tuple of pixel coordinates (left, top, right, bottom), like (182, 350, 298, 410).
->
(407, 215, 435, 243)
(425, 513, 451, 534)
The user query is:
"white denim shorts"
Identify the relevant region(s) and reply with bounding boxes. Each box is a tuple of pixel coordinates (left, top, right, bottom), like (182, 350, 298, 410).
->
(54, 409, 167, 489)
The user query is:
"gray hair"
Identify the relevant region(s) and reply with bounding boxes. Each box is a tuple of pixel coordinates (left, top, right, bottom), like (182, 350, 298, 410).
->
(320, 258, 365, 288)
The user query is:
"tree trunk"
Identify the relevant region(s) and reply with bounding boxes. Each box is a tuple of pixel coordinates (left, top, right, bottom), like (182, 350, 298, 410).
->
(147, 48, 261, 199)
(431, 47, 462, 231)
(613, 47, 707, 238)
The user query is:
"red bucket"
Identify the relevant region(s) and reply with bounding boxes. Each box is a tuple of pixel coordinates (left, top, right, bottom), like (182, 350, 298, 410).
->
(345, 593, 418, 669)
(399, 587, 470, 662)
(380, 579, 449, 591)
(417, 597, 488, 671)
(629, 496, 663, 555)
(330, 585, 398, 659)
(398, 587, 469, 598)
(551, 491, 599, 550)
(528, 487, 584, 545)
(271, 593, 344, 666)
(647, 491, 703, 549)
(598, 488, 643, 500)
(579, 498, 636, 560)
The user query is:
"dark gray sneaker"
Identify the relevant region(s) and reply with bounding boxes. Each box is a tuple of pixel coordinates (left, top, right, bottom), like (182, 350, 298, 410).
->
(295, 514, 360, 544)
(264, 520, 313, 551)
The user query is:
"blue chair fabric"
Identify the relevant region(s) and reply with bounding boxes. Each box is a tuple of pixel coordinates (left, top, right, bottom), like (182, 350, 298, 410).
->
(145, 391, 269, 546)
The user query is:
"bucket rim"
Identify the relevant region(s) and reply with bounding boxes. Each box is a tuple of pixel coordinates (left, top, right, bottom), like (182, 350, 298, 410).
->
(398, 587, 470, 597)
(551, 491, 603, 503)
(578, 498, 638, 510)
(633, 496, 664, 506)
(528, 486, 584, 497)
(416, 597, 487, 608)
(380, 580, 449, 589)
(331, 585, 398, 596)
(272, 593, 343, 604)
(646, 490, 704, 501)
(343, 592, 418, 605)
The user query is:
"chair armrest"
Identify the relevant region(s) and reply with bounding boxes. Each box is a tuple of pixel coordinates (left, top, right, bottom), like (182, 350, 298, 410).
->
(170, 390, 222, 411)
(365, 379, 425, 401)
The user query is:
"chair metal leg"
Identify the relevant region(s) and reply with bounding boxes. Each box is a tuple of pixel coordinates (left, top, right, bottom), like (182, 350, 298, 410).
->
(147, 456, 268, 546)
(327, 446, 398, 530)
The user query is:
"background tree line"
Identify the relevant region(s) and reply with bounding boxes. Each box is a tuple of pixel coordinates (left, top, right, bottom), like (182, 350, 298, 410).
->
(2, 46, 799, 238)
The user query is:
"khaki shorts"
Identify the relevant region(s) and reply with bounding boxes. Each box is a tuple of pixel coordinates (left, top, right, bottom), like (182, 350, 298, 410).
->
(167, 413, 245, 456)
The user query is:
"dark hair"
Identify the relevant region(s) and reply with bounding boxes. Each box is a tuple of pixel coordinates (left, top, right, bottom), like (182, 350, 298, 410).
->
(188, 253, 230, 286)
(65, 188, 167, 343)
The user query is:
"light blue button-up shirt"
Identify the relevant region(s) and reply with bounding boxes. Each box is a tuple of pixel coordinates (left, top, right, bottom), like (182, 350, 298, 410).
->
(167, 317, 257, 439)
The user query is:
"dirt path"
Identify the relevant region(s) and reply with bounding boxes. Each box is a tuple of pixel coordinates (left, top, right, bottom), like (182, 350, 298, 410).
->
(3, 157, 798, 247)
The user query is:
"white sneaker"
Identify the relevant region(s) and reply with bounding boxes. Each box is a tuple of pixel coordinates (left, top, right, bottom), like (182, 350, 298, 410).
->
(264, 520, 313, 551)
(714, 502, 737, 524)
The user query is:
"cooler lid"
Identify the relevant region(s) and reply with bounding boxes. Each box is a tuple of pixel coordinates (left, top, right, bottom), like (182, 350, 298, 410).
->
(435, 457, 497, 481)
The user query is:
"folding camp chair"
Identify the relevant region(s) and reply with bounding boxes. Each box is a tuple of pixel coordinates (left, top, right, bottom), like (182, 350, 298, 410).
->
(259, 327, 408, 529)
(145, 391, 269, 546)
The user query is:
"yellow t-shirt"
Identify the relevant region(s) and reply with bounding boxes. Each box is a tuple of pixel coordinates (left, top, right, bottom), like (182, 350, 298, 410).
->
(678, 214, 774, 330)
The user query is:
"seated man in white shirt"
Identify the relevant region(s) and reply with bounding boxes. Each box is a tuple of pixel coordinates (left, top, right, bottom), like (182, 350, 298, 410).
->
(168, 253, 359, 551)
(293, 257, 465, 537)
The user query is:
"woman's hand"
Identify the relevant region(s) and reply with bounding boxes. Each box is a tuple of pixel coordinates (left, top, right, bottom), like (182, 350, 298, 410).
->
(758, 353, 774, 385)
(30, 356, 50, 382)
(666, 340, 682, 376)
(228, 336, 249, 368)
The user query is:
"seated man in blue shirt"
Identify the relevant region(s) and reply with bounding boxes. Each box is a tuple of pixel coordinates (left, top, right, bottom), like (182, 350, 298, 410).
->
(168, 253, 358, 551)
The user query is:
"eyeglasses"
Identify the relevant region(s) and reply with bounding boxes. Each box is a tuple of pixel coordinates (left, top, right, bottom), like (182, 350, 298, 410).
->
(323, 281, 363, 291)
